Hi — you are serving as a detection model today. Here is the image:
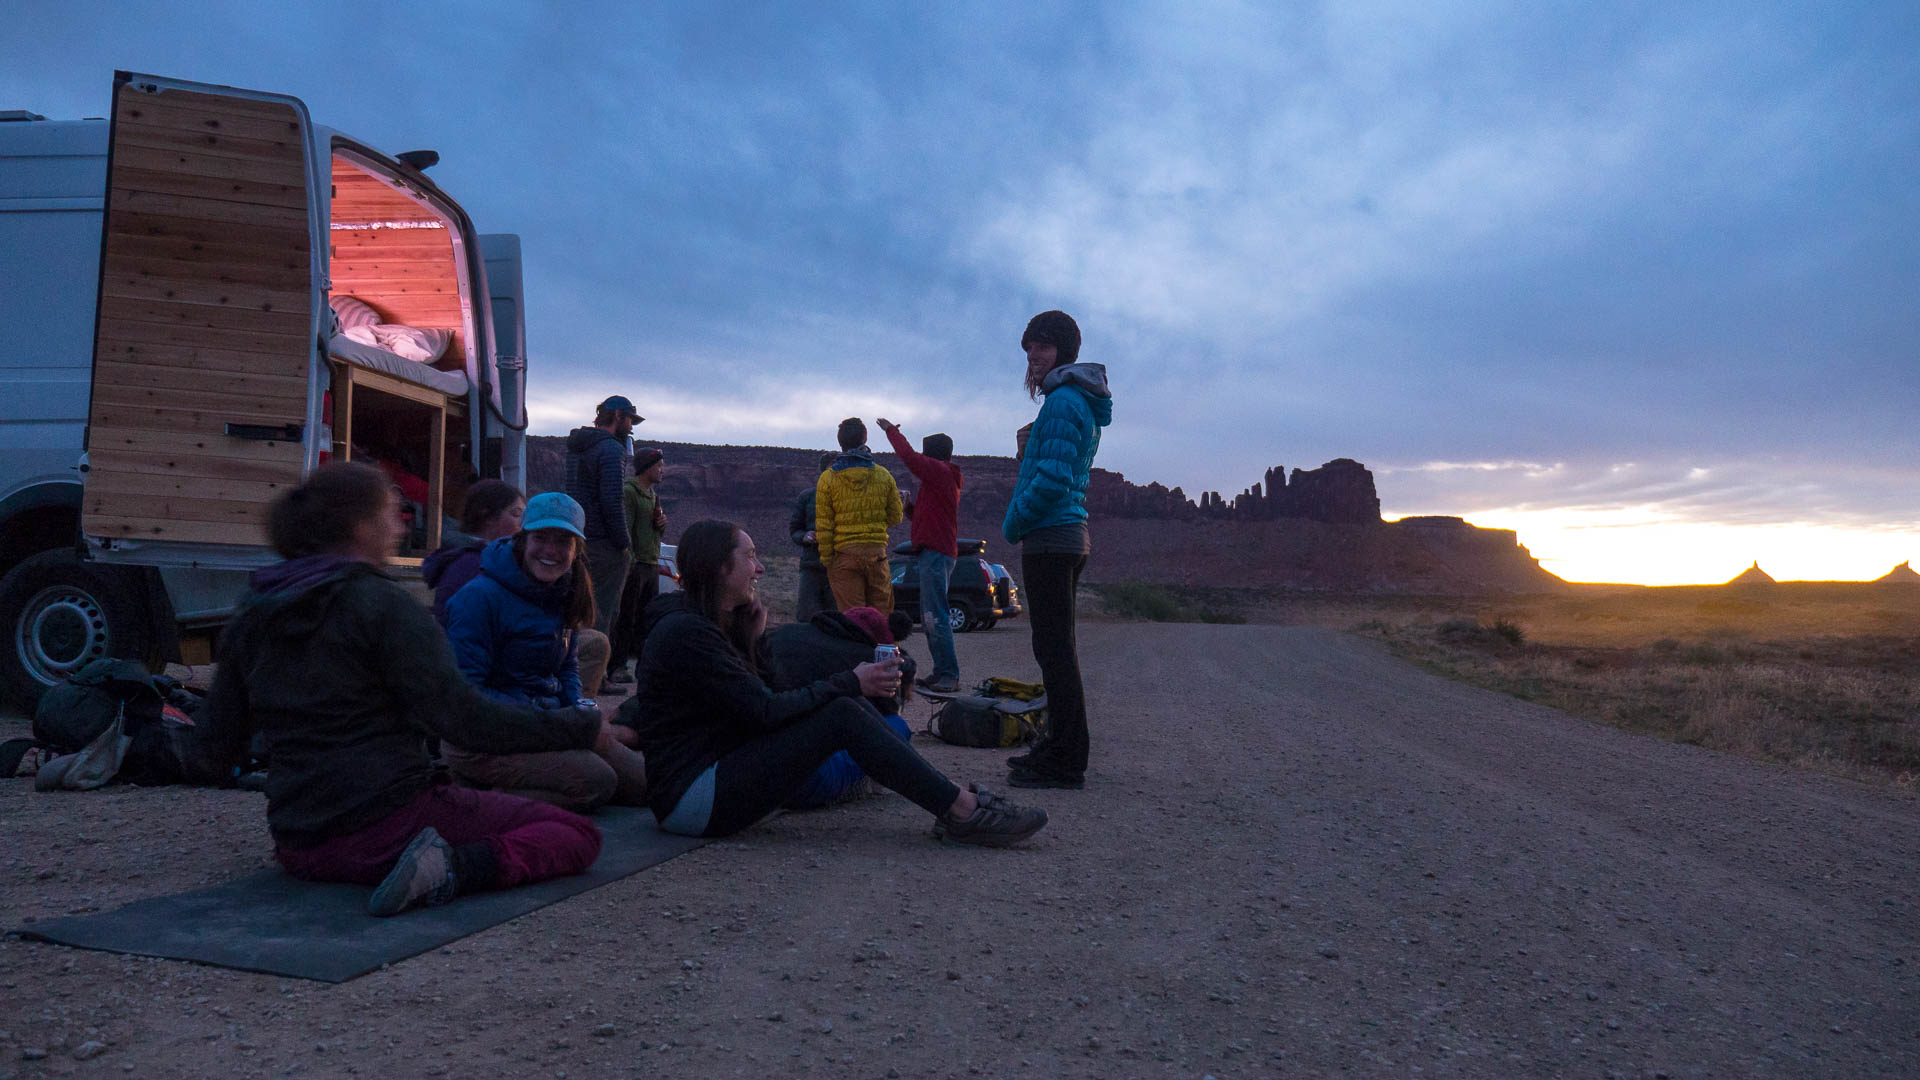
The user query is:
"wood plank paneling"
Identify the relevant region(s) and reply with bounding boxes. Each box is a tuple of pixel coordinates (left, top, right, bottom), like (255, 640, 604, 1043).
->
(117, 210, 310, 252)
(84, 467, 293, 504)
(100, 264, 310, 313)
(99, 315, 308, 351)
(93, 357, 308, 400)
(85, 515, 267, 546)
(91, 383, 306, 428)
(110, 189, 308, 230)
(87, 490, 271, 526)
(88, 448, 304, 486)
(112, 143, 307, 188)
(89, 426, 304, 461)
(117, 96, 304, 145)
(111, 232, 309, 272)
(100, 298, 312, 336)
(112, 165, 306, 210)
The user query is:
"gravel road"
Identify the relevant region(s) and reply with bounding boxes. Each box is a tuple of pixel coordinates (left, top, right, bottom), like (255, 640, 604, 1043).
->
(3, 622, 1915, 1078)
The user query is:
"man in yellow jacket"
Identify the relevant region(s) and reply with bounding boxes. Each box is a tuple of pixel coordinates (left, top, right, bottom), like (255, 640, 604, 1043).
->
(815, 418, 903, 613)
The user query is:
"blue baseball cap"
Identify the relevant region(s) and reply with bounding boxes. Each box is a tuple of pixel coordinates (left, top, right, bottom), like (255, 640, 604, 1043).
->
(598, 395, 642, 421)
(521, 492, 586, 539)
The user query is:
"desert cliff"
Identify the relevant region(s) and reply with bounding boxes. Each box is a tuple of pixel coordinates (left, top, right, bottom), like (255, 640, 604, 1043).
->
(526, 438, 1563, 593)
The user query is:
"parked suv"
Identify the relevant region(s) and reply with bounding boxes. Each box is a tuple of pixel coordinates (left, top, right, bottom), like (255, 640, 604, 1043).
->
(888, 539, 1011, 633)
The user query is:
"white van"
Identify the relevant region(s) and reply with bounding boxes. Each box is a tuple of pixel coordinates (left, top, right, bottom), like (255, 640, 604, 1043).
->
(0, 72, 532, 709)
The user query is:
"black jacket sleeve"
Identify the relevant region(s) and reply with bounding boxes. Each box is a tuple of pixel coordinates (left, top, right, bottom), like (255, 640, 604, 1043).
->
(789, 489, 815, 547)
(182, 622, 257, 784)
(360, 579, 600, 754)
(658, 612, 860, 732)
(597, 440, 630, 551)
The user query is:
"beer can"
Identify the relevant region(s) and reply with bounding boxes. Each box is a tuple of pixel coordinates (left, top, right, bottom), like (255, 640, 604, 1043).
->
(873, 644, 900, 665)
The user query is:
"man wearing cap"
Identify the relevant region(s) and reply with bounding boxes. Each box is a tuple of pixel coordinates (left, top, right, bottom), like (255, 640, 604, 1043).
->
(788, 452, 837, 621)
(605, 448, 668, 685)
(875, 418, 963, 693)
(565, 395, 641, 637)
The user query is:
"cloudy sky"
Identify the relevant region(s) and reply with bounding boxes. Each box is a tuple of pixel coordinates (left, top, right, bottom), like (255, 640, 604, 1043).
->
(7, 1, 1915, 583)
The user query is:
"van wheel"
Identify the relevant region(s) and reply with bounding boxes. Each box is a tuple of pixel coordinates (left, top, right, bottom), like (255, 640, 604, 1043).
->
(0, 550, 152, 714)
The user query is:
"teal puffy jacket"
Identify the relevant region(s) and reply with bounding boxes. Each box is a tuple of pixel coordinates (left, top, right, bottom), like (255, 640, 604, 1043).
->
(1003, 362, 1113, 543)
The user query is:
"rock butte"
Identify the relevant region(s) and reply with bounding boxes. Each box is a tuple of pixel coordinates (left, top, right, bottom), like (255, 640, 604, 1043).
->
(526, 439, 1564, 593)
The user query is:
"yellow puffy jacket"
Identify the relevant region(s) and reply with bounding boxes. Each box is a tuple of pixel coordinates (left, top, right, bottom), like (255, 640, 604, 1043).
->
(815, 455, 902, 559)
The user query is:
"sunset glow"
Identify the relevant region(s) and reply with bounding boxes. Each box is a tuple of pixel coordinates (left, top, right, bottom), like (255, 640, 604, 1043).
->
(1400, 506, 1920, 586)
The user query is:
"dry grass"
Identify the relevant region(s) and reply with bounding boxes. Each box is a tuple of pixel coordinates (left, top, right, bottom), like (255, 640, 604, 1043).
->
(1345, 589, 1920, 789)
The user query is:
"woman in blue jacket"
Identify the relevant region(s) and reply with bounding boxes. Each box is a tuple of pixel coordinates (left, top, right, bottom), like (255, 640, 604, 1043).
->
(443, 492, 648, 812)
(1002, 310, 1112, 790)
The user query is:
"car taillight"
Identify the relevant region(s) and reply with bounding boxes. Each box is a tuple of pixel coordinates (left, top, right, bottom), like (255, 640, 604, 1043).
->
(981, 563, 994, 589)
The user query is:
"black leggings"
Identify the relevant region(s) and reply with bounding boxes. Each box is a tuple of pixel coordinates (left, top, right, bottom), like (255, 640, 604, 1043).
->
(706, 697, 961, 837)
(1021, 551, 1089, 774)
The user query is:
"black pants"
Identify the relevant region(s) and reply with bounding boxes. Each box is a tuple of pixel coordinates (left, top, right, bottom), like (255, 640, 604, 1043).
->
(1021, 551, 1089, 775)
(795, 563, 835, 621)
(608, 561, 662, 667)
(707, 697, 960, 837)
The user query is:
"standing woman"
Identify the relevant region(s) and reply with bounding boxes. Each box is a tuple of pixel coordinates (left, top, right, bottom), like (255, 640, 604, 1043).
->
(192, 463, 623, 916)
(442, 492, 649, 812)
(1001, 310, 1112, 789)
(628, 519, 1048, 846)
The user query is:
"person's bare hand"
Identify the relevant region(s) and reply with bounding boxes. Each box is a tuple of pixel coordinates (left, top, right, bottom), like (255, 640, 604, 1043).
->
(740, 598, 769, 642)
(855, 658, 903, 698)
(595, 718, 636, 752)
(877, 418, 895, 431)
(802, 530, 816, 544)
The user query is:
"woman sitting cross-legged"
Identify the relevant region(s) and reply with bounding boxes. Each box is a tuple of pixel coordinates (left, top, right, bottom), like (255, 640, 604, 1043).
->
(191, 463, 630, 916)
(625, 519, 1048, 846)
(442, 492, 649, 813)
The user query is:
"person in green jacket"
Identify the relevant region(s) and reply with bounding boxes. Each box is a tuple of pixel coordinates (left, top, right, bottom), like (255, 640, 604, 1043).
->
(816, 418, 902, 613)
(606, 447, 668, 684)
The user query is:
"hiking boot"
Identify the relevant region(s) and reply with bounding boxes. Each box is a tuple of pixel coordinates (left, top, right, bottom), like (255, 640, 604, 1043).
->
(1007, 762, 1085, 790)
(1005, 739, 1054, 770)
(933, 783, 1048, 847)
(367, 827, 459, 917)
(917, 675, 961, 694)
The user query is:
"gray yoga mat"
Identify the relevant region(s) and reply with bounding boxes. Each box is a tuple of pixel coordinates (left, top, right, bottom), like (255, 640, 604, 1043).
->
(14, 806, 704, 982)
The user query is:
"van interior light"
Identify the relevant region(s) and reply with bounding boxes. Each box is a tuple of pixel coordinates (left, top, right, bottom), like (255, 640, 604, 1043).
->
(329, 220, 445, 230)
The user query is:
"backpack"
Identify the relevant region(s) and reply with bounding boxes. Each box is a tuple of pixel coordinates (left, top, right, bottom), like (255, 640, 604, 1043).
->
(926, 692, 1046, 748)
(26, 658, 200, 787)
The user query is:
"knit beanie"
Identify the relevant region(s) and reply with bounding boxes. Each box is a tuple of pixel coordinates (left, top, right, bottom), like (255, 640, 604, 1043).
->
(922, 433, 954, 462)
(841, 606, 892, 644)
(1021, 310, 1080, 364)
(633, 448, 664, 473)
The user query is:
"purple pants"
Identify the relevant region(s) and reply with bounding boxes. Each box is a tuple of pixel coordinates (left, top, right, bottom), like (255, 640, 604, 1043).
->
(275, 784, 602, 888)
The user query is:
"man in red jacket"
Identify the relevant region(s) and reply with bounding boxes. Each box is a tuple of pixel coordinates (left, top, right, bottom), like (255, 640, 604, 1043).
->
(876, 418, 962, 692)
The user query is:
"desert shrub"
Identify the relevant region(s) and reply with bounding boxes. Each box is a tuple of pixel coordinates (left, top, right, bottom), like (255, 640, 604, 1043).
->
(1097, 581, 1189, 622)
(1198, 606, 1247, 625)
(1436, 618, 1480, 638)
(1650, 637, 1681, 655)
(1352, 618, 1392, 635)
(1437, 618, 1523, 648)
(1491, 618, 1526, 646)
(1684, 644, 1728, 665)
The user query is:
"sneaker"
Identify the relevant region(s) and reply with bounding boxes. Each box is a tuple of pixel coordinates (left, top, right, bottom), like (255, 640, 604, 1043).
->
(933, 783, 1048, 847)
(367, 827, 459, 917)
(1006, 762, 1085, 790)
(602, 666, 635, 686)
(917, 675, 961, 694)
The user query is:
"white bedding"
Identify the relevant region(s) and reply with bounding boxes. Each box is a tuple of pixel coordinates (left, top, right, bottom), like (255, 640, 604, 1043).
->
(328, 334, 470, 397)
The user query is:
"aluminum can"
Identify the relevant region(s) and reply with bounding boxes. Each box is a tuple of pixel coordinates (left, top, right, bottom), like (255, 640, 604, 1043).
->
(873, 644, 900, 665)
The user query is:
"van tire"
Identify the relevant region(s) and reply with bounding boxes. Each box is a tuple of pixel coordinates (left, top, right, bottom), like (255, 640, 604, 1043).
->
(947, 598, 978, 634)
(0, 550, 153, 714)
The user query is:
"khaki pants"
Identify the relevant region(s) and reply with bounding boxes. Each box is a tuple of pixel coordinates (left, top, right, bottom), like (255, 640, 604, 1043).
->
(575, 628, 610, 697)
(443, 741, 647, 815)
(826, 544, 892, 614)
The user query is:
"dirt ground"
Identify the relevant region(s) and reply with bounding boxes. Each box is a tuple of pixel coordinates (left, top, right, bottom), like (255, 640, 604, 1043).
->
(3, 620, 1917, 1078)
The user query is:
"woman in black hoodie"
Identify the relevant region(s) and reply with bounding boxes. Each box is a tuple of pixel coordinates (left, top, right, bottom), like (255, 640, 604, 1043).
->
(196, 463, 635, 916)
(628, 519, 1048, 846)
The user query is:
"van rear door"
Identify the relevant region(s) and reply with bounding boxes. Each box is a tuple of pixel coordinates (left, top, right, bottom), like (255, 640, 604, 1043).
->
(83, 72, 320, 550)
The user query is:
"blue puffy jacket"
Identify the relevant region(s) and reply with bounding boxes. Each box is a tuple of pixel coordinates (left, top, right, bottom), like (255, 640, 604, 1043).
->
(1003, 362, 1113, 543)
(443, 537, 583, 707)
